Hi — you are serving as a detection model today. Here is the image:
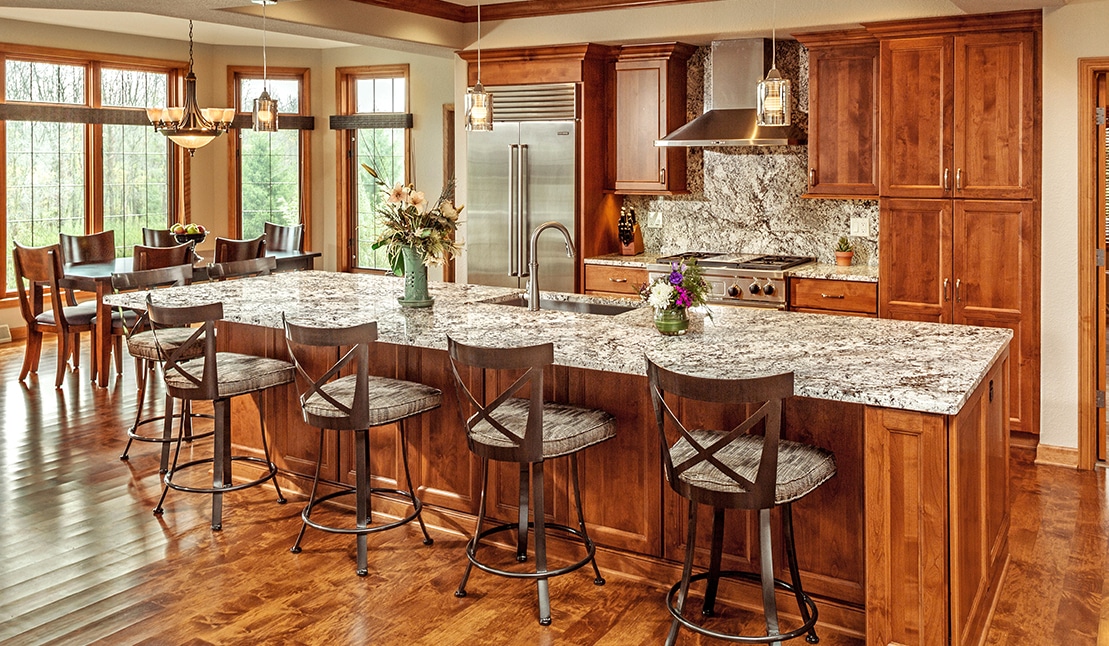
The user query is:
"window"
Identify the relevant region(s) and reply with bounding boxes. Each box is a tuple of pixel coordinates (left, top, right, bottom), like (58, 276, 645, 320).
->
(232, 69, 308, 241)
(0, 48, 177, 294)
(336, 65, 410, 271)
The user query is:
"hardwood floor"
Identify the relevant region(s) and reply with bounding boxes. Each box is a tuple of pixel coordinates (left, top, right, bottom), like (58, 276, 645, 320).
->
(0, 337, 1104, 645)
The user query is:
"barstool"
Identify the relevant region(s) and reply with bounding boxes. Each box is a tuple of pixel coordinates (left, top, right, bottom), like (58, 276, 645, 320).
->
(111, 264, 212, 471)
(446, 336, 615, 626)
(148, 297, 292, 530)
(283, 316, 438, 576)
(646, 357, 837, 645)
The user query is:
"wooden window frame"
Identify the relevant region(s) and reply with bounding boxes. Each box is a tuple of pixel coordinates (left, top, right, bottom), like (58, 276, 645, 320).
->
(227, 66, 312, 245)
(0, 43, 183, 301)
(335, 64, 411, 273)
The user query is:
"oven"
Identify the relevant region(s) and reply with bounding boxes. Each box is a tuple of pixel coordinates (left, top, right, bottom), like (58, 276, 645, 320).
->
(648, 252, 815, 310)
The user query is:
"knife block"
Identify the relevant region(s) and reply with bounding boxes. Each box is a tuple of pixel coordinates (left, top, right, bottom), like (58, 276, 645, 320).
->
(620, 224, 644, 256)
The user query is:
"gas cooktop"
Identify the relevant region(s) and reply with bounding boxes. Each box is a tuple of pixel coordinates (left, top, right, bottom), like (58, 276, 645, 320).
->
(654, 252, 814, 272)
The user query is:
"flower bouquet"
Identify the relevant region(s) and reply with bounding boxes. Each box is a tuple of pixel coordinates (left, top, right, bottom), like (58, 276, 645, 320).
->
(640, 259, 711, 335)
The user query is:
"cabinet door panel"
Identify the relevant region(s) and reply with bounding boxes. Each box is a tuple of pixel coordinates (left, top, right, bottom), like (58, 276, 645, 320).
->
(614, 60, 667, 193)
(807, 44, 879, 197)
(879, 198, 953, 322)
(953, 200, 1030, 431)
(880, 37, 954, 198)
(953, 32, 1035, 199)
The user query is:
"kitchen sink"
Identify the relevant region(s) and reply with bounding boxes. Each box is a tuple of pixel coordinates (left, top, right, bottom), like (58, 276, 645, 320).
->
(481, 294, 639, 316)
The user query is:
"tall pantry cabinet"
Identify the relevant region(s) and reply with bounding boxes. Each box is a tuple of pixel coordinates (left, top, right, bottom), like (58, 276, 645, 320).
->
(869, 11, 1040, 437)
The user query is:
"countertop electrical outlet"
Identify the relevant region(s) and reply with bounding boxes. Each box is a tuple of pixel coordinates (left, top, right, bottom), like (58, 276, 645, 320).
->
(850, 217, 870, 238)
(646, 211, 663, 229)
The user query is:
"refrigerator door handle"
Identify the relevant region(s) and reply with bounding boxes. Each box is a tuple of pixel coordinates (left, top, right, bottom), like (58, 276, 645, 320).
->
(508, 144, 519, 276)
(519, 144, 530, 277)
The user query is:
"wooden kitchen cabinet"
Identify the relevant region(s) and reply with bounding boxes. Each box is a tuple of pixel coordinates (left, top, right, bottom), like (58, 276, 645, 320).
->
(584, 263, 647, 298)
(879, 198, 1035, 434)
(875, 19, 1036, 199)
(612, 43, 695, 195)
(795, 30, 879, 198)
(789, 277, 878, 317)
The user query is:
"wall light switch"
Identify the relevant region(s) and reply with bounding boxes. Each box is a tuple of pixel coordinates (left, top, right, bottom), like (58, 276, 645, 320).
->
(850, 217, 871, 238)
(646, 211, 663, 229)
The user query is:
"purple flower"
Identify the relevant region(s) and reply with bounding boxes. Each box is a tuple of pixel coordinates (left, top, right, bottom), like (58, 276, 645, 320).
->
(668, 262, 684, 286)
(674, 286, 692, 307)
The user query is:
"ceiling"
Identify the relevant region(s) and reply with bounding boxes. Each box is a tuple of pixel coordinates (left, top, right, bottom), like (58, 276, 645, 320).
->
(0, 0, 1081, 55)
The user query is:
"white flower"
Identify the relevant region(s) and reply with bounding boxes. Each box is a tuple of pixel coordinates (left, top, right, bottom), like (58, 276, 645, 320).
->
(648, 283, 675, 309)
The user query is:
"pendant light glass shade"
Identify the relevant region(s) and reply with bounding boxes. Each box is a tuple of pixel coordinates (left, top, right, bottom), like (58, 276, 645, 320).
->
(252, 0, 279, 131)
(756, 0, 791, 127)
(147, 21, 233, 155)
(466, 3, 493, 132)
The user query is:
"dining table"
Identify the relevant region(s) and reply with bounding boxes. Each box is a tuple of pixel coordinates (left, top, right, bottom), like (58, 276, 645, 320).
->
(61, 249, 321, 387)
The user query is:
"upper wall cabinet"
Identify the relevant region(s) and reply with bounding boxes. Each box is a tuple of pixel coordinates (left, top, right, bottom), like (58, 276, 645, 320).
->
(612, 43, 695, 195)
(870, 14, 1037, 200)
(795, 30, 879, 199)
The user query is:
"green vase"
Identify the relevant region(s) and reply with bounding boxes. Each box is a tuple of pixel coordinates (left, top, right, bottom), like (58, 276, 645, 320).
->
(654, 307, 689, 336)
(398, 246, 433, 307)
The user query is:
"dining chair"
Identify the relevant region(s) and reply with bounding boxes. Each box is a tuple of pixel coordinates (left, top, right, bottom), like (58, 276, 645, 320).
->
(142, 228, 178, 247)
(264, 222, 304, 253)
(133, 242, 193, 271)
(60, 230, 116, 265)
(214, 235, 266, 263)
(207, 256, 277, 281)
(13, 242, 98, 388)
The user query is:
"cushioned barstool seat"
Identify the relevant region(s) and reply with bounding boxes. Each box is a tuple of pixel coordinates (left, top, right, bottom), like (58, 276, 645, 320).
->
(284, 317, 438, 576)
(647, 357, 837, 646)
(149, 297, 291, 531)
(447, 336, 615, 626)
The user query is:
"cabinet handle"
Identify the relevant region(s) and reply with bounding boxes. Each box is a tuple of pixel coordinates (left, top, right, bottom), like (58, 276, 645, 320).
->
(955, 278, 962, 302)
(659, 167, 666, 184)
(956, 168, 963, 190)
(943, 278, 950, 301)
(943, 168, 951, 191)
(809, 168, 816, 186)
(609, 277, 628, 283)
(820, 293, 845, 299)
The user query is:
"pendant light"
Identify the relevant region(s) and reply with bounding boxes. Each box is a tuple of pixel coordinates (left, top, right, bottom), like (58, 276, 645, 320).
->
(252, 0, 279, 132)
(465, 2, 493, 132)
(756, 0, 791, 127)
(146, 21, 234, 155)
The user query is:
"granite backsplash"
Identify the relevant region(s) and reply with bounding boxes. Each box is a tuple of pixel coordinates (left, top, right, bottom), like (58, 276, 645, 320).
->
(624, 41, 879, 266)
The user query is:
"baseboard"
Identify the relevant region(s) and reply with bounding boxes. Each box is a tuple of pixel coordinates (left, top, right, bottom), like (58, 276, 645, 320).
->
(0, 324, 10, 343)
(1034, 443, 1080, 469)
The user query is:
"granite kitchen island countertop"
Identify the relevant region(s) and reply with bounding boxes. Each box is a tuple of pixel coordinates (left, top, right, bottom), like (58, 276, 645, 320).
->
(106, 270, 1008, 416)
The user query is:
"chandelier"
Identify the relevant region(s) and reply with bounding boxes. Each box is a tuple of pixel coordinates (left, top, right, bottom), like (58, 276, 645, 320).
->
(252, 0, 278, 131)
(146, 20, 234, 155)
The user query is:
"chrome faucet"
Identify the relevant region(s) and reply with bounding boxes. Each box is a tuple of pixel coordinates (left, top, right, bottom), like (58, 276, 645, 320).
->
(527, 221, 576, 311)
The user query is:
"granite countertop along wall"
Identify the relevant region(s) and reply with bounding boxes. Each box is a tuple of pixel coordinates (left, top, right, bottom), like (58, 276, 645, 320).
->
(106, 272, 1008, 416)
(623, 41, 881, 266)
(585, 254, 879, 283)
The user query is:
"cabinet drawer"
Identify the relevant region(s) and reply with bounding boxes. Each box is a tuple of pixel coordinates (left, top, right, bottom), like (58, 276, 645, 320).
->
(790, 278, 878, 315)
(585, 265, 647, 296)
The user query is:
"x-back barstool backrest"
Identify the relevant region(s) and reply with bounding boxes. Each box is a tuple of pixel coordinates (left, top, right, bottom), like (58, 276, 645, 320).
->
(146, 295, 222, 402)
(447, 337, 552, 464)
(647, 358, 792, 511)
(283, 315, 376, 431)
(111, 263, 192, 336)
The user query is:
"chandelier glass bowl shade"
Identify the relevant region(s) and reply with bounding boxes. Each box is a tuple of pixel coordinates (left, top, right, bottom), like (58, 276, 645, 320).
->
(146, 21, 233, 155)
(252, 0, 279, 132)
(755, 0, 791, 127)
(465, 2, 493, 131)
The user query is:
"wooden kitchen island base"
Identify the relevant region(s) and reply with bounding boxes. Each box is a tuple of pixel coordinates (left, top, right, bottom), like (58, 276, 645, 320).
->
(225, 323, 1010, 646)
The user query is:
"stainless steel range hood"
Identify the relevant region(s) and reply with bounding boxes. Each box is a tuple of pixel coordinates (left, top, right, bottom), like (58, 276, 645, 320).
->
(655, 39, 806, 147)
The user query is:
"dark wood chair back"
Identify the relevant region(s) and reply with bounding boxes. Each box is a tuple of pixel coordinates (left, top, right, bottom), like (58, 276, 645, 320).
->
(284, 315, 377, 431)
(142, 228, 178, 247)
(13, 242, 68, 330)
(264, 222, 304, 253)
(446, 336, 553, 463)
(207, 256, 277, 281)
(60, 230, 115, 265)
(133, 242, 192, 271)
(646, 357, 793, 511)
(214, 235, 266, 263)
(146, 296, 222, 401)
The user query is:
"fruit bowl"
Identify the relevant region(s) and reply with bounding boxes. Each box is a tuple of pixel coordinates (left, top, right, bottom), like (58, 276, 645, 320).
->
(173, 232, 207, 245)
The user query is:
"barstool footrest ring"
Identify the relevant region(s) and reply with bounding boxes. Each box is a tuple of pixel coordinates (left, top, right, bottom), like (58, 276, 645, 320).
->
(301, 486, 425, 536)
(465, 520, 597, 581)
(162, 455, 279, 495)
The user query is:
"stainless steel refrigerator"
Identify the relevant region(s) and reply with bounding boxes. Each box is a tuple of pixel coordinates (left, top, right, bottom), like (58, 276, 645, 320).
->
(466, 84, 578, 292)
